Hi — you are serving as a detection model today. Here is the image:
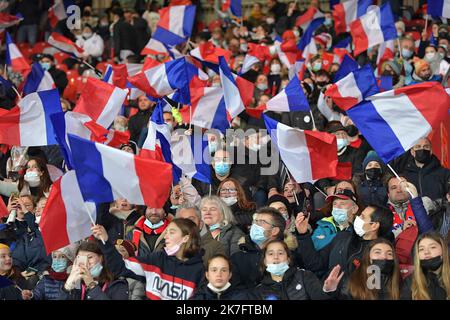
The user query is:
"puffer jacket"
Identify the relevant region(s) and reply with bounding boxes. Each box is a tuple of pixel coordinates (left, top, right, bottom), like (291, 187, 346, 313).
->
(249, 267, 336, 300)
(58, 278, 129, 300)
(215, 223, 245, 257)
(230, 236, 262, 290)
(311, 216, 338, 251)
(32, 272, 67, 300)
(358, 178, 388, 207)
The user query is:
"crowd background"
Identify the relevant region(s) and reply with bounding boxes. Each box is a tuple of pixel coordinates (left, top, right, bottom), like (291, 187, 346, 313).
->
(0, 0, 449, 301)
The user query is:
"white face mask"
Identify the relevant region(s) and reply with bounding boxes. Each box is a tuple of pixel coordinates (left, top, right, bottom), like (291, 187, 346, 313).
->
(221, 197, 237, 206)
(270, 64, 281, 74)
(353, 216, 366, 237)
(83, 32, 93, 39)
(24, 171, 41, 187)
(257, 83, 268, 91)
(425, 52, 436, 61)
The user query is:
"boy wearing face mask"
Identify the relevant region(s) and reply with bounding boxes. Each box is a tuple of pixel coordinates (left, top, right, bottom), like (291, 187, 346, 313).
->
(358, 151, 388, 207)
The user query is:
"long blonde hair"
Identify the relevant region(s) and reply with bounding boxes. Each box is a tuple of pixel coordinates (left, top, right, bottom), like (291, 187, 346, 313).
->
(411, 232, 450, 300)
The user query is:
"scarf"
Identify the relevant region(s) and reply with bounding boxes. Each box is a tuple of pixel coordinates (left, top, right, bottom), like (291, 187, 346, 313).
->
(48, 268, 69, 281)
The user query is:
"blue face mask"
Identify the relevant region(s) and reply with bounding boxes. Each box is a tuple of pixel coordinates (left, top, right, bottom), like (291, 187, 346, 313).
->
(209, 223, 222, 231)
(52, 258, 68, 272)
(40, 62, 51, 71)
(250, 223, 267, 246)
(401, 48, 413, 59)
(214, 161, 230, 177)
(209, 141, 218, 154)
(144, 219, 164, 229)
(89, 263, 103, 278)
(337, 138, 348, 151)
(331, 207, 349, 225)
(266, 262, 290, 276)
(324, 18, 332, 26)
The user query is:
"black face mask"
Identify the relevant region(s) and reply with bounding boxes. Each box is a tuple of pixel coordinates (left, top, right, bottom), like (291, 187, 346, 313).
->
(420, 256, 443, 272)
(346, 125, 359, 137)
(371, 259, 395, 275)
(365, 167, 382, 180)
(414, 149, 431, 164)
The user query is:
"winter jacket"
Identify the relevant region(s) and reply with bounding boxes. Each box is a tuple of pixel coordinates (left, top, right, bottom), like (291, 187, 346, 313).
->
(0, 267, 30, 300)
(214, 223, 245, 257)
(113, 18, 138, 57)
(128, 109, 152, 143)
(249, 267, 336, 300)
(401, 272, 448, 300)
(340, 274, 396, 300)
(230, 236, 262, 290)
(199, 231, 226, 267)
(96, 204, 142, 244)
(58, 278, 129, 300)
(191, 283, 249, 300)
(48, 67, 68, 96)
(127, 277, 146, 300)
(99, 239, 204, 300)
(32, 273, 66, 300)
(402, 155, 450, 201)
(311, 217, 354, 251)
(358, 179, 388, 207)
(229, 203, 254, 234)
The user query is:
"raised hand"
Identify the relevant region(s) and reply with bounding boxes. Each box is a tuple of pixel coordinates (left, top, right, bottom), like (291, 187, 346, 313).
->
(323, 265, 345, 292)
(295, 212, 309, 235)
(91, 224, 109, 243)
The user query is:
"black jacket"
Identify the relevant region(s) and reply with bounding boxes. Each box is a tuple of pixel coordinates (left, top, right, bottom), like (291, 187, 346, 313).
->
(230, 236, 262, 290)
(113, 18, 138, 56)
(96, 204, 142, 244)
(401, 272, 448, 300)
(191, 283, 249, 300)
(128, 109, 152, 143)
(58, 278, 129, 300)
(229, 203, 254, 234)
(402, 155, 450, 201)
(48, 67, 68, 96)
(249, 267, 335, 300)
(358, 178, 388, 207)
(340, 274, 395, 300)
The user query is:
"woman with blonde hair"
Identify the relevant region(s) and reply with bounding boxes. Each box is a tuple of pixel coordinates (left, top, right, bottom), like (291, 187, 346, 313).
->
(401, 232, 450, 300)
(200, 196, 245, 256)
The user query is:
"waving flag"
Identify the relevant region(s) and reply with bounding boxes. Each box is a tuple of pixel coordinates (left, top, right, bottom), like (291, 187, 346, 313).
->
(74, 78, 128, 129)
(68, 134, 173, 208)
(333, 0, 372, 34)
(346, 82, 450, 163)
(240, 43, 271, 74)
(47, 32, 84, 58)
(295, 6, 325, 30)
(48, 0, 74, 28)
(190, 41, 232, 65)
(274, 37, 300, 70)
(152, 5, 196, 46)
(40, 170, 97, 254)
(350, 3, 397, 56)
(0, 13, 23, 30)
(0, 89, 62, 146)
(297, 17, 325, 60)
(264, 114, 338, 183)
(427, 0, 450, 18)
(222, 0, 242, 17)
(333, 54, 359, 82)
(5, 32, 30, 74)
(128, 57, 189, 101)
(23, 63, 55, 96)
(376, 39, 395, 76)
(325, 64, 379, 111)
(219, 56, 245, 118)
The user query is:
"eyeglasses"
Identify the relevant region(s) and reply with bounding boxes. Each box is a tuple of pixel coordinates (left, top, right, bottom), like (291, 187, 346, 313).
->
(219, 188, 237, 194)
(253, 218, 276, 228)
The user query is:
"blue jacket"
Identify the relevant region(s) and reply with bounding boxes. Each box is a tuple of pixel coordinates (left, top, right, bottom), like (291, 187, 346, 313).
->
(32, 275, 65, 300)
(311, 217, 338, 251)
(11, 226, 51, 272)
(358, 179, 388, 207)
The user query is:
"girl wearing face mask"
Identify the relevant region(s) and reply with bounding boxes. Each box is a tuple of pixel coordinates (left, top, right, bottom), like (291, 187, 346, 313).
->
(0, 157, 52, 202)
(200, 196, 245, 257)
(60, 241, 128, 300)
(249, 240, 344, 300)
(358, 151, 388, 207)
(218, 178, 256, 233)
(268, 58, 282, 95)
(91, 218, 205, 300)
(401, 232, 450, 300)
(191, 254, 248, 300)
(344, 238, 400, 300)
(21, 246, 74, 300)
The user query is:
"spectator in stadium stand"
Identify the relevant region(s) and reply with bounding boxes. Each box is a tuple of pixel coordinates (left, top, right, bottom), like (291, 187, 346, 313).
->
(75, 24, 105, 65)
(39, 54, 68, 96)
(128, 94, 155, 143)
(358, 151, 389, 208)
(11, 0, 42, 46)
(0, 243, 32, 300)
(111, 7, 138, 62)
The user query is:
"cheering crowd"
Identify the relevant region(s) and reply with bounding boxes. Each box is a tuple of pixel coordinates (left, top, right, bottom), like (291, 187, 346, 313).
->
(0, 0, 450, 301)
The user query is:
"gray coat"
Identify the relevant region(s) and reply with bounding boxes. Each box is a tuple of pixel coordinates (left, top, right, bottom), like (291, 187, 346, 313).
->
(217, 224, 245, 257)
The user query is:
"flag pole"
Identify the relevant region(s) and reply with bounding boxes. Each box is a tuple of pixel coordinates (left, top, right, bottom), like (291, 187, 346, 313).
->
(387, 163, 415, 198)
(84, 203, 105, 245)
(309, 110, 316, 130)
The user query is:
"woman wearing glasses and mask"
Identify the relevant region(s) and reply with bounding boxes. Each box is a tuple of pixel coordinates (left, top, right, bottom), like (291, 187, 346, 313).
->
(218, 178, 256, 234)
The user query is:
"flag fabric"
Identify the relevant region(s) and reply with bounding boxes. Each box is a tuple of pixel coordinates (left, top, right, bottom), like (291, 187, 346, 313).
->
(325, 64, 379, 111)
(103, 64, 128, 89)
(152, 5, 196, 46)
(333, 54, 359, 82)
(222, 0, 242, 17)
(23, 63, 55, 96)
(427, 0, 450, 19)
(376, 39, 395, 76)
(263, 114, 338, 183)
(274, 38, 299, 70)
(47, 32, 84, 58)
(127, 57, 188, 100)
(0, 13, 23, 30)
(74, 78, 127, 129)
(141, 38, 173, 56)
(51, 111, 110, 170)
(333, 0, 372, 34)
(0, 196, 8, 219)
(350, 3, 397, 56)
(378, 75, 393, 92)
(40, 170, 97, 254)
(331, 162, 353, 180)
(346, 82, 450, 163)
(5, 32, 30, 74)
(0, 89, 62, 146)
(297, 18, 325, 60)
(48, 0, 74, 28)
(190, 41, 232, 65)
(241, 43, 271, 74)
(68, 134, 173, 208)
(288, 59, 306, 80)
(219, 56, 245, 118)
(295, 6, 325, 30)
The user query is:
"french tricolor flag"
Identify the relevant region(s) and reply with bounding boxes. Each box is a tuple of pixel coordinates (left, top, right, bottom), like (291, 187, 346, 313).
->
(47, 32, 84, 58)
(297, 18, 324, 60)
(428, 0, 450, 19)
(152, 5, 196, 46)
(240, 43, 271, 74)
(73, 78, 128, 129)
(295, 6, 325, 30)
(347, 82, 450, 163)
(333, 0, 372, 34)
(333, 54, 359, 82)
(40, 170, 97, 254)
(23, 63, 56, 96)
(0, 13, 23, 29)
(264, 114, 338, 183)
(127, 57, 188, 99)
(48, 0, 74, 28)
(0, 89, 62, 146)
(5, 32, 30, 75)
(222, 0, 242, 17)
(350, 3, 397, 57)
(141, 38, 171, 56)
(141, 101, 172, 161)
(219, 56, 245, 118)
(190, 41, 232, 65)
(325, 64, 379, 111)
(68, 134, 173, 208)
(376, 39, 395, 76)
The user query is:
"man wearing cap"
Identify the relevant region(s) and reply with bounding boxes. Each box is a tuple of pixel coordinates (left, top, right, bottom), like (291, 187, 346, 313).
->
(311, 189, 359, 252)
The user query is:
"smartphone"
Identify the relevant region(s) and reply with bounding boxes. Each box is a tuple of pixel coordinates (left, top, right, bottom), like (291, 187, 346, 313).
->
(25, 267, 38, 274)
(76, 255, 88, 268)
